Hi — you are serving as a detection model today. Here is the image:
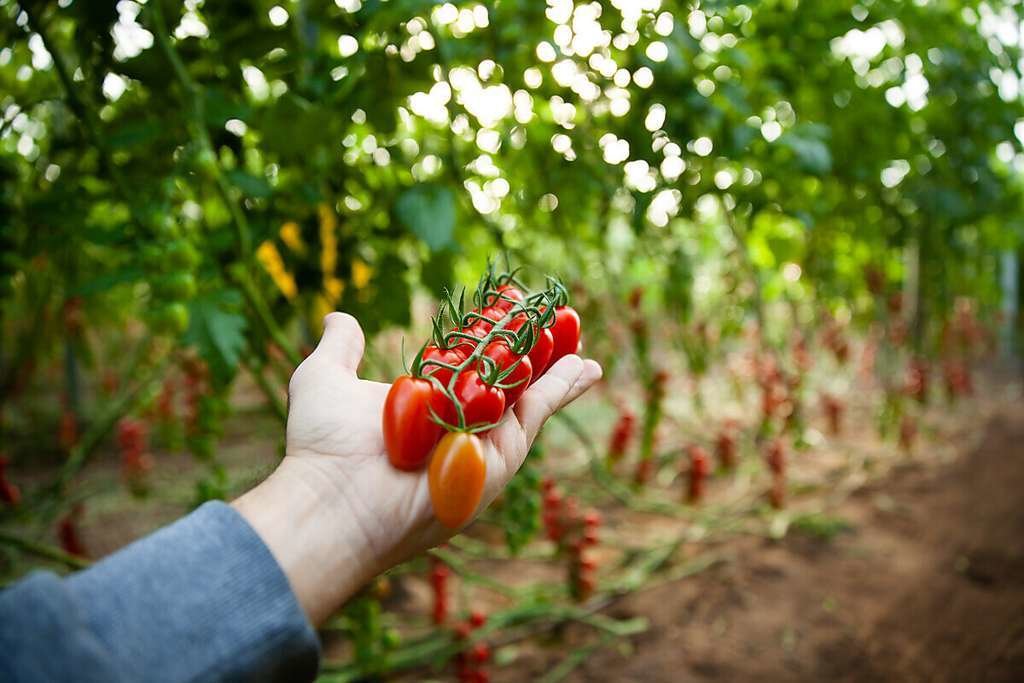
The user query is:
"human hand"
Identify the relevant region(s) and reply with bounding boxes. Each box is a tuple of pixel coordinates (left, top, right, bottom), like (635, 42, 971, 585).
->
(234, 313, 602, 624)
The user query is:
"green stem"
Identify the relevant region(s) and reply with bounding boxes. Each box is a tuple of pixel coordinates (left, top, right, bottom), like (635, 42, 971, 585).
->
(54, 339, 169, 497)
(0, 531, 91, 570)
(242, 358, 287, 425)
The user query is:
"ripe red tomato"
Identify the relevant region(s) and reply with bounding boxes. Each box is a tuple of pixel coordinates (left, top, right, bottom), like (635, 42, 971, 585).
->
(422, 345, 466, 388)
(454, 370, 506, 431)
(527, 327, 554, 381)
(483, 340, 532, 407)
(548, 306, 581, 367)
(491, 284, 524, 312)
(428, 431, 487, 529)
(382, 375, 454, 471)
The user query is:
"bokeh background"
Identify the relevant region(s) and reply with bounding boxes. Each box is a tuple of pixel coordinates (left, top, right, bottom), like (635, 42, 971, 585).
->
(2, 0, 1024, 680)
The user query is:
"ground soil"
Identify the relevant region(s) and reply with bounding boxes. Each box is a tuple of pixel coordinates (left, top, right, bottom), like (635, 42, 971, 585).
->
(495, 398, 1024, 682)
(7, 365, 1024, 683)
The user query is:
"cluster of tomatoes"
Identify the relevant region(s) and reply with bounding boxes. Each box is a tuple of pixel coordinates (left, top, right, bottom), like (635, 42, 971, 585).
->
(117, 418, 154, 495)
(821, 393, 845, 437)
(142, 218, 200, 337)
(765, 438, 786, 509)
(606, 407, 636, 467)
(821, 318, 851, 365)
(541, 479, 601, 602)
(430, 556, 450, 625)
(684, 444, 711, 504)
(452, 610, 490, 683)
(715, 422, 738, 470)
(942, 358, 974, 399)
(0, 455, 21, 507)
(904, 358, 930, 403)
(382, 271, 582, 529)
(57, 503, 87, 558)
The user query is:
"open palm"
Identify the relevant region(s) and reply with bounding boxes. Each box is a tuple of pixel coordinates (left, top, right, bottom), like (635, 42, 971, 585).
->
(284, 312, 602, 575)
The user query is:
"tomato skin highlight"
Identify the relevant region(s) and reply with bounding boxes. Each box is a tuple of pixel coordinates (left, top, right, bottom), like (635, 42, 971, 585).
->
(548, 306, 582, 366)
(483, 341, 533, 407)
(454, 370, 506, 432)
(422, 345, 466, 388)
(382, 375, 454, 471)
(491, 284, 524, 313)
(527, 327, 555, 381)
(428, 432, 487, 529)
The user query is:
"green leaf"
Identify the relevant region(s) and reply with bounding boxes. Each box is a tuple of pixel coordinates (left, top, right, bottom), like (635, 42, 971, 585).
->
(183, 289, 248, 386)
(74, 266, 144, 296)
(226, 169, 272, 199)
(780, 124, 832, 175)
(395, 184, 456, 251)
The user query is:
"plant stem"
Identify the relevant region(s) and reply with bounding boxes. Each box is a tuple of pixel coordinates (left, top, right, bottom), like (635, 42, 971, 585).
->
(0, 531, 91, 571)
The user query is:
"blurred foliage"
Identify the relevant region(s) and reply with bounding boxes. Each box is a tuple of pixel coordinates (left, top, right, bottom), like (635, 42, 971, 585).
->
(0, 0, 1022, 421)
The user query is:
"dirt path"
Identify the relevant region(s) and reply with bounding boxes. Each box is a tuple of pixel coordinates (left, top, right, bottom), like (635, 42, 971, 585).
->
(504, 402, 1024, 682)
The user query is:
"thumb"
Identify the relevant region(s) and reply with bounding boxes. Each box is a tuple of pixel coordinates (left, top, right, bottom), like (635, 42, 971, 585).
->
(312, 312, 366, 373)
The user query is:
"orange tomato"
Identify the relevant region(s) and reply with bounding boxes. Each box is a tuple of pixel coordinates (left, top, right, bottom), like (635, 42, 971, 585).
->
(428, 432, 487, 529)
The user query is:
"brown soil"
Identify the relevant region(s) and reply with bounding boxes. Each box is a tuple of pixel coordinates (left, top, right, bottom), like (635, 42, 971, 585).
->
(496, 400, 1024, 682)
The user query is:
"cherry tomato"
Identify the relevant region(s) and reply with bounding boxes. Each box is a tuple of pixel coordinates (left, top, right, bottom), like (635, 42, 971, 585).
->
(490, 284, 524, 313)
(422, 345, 466, 389)
(454, 370, 506, 431)
(548, 306, 581, 366)
(428, 432, 487, 529)
(527, 327, 554, 381)
(382, 375, 454, 471)
(483, 340, 532, 407)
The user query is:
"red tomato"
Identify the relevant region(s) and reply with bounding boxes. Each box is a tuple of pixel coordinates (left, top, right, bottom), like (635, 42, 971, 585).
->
(527, 327, 554, 381)
(549, 306, 581, 366)
(428, 432, 487, 529)
(382, 375, 455, 471)
(454, 370, 506, 431)
(483, 340, 533, 406)
(422, 345, 466, 388)
(491, 284, 524, 312)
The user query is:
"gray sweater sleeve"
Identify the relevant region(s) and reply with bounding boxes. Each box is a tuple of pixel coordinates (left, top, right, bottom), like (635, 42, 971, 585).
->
(0, 501, 320, 683)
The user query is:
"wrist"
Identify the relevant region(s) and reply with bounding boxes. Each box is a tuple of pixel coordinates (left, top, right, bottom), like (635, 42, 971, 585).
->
(232, 456, 380, 626)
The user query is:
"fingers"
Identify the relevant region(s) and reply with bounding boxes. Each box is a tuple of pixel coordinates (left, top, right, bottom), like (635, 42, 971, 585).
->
(313, 312, 366, 373)
(514, 355, 603, 444)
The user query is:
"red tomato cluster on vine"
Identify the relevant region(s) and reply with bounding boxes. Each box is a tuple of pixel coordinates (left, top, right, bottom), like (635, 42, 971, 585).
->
(0, 456, 21, 507)
(453, 610, 490, 683)
(765, 439, 786, 510)
(685, 444, 710, 504)
(430, 556, 450, 625)
(541, 479, 601, 601)
(821, 319, 850, 365)
(943, 359, 973, 399)
(821, 393, 844, 436)
(155, 376, 177, 422)
(382, 272, 583, 529)
(182, 359, 208, 431)
(606, 408, 636, 466)
(904, 358, 930, 402)
(633, 456, 654, 486)
(57, 504, 86, 558)
(118, 418, 153, 493)
(715, 422, 738, 470)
